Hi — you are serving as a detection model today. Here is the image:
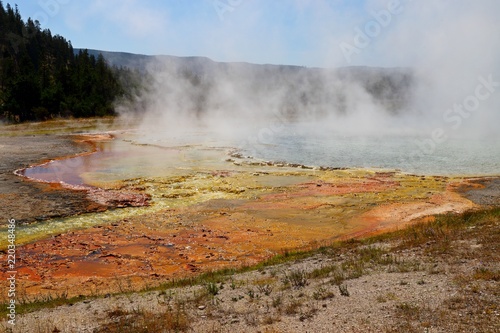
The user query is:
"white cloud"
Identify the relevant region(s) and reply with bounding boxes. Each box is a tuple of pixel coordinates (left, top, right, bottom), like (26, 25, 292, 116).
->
(64, 0, 169, 39)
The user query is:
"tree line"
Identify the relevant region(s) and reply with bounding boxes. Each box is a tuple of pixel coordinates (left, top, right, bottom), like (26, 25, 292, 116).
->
(0, 2, 130, 122)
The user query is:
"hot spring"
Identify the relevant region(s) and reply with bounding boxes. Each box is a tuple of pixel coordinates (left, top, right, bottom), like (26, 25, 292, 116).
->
(21, 124, 499, 189)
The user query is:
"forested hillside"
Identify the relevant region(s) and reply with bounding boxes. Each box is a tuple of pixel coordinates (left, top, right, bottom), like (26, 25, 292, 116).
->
(0, 2, 124, 122)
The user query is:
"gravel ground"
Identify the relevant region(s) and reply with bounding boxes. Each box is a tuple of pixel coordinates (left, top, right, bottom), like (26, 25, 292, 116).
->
(464, 178, 500, 206)
(6, 231, 499, 333)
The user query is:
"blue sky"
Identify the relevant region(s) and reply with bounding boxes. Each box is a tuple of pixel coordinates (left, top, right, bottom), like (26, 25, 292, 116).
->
(5, 1, 500, 69)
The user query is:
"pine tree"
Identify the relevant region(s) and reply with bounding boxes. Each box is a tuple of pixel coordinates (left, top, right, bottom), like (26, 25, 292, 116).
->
(0, 2, 125, 122)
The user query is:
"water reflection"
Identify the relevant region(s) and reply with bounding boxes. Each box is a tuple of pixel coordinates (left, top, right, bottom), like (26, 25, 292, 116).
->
(22, 135, 231, 187)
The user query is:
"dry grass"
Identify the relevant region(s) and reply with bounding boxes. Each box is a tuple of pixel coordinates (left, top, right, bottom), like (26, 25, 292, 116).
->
(95, 207, 500, 332)
(282, 269, 309, 289)
(284, 299, 303, 316)
(3, 207, 498, 332)
(96, 303, 190, 333)
(472, 268, 500, 281)
(381, 207, 500, 333)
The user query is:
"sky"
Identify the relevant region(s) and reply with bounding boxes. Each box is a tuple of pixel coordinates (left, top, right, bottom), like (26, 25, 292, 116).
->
(0, 0, 461, 68)
(6, 1, 500, 70)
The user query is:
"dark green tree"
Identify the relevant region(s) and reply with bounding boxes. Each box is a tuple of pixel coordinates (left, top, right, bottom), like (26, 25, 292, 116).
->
(0, 2, 125, 122)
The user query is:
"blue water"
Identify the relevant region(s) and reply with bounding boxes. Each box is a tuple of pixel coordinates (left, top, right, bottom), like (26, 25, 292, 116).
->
(239, 127, 500, 176)
(22, 126, 500, 186)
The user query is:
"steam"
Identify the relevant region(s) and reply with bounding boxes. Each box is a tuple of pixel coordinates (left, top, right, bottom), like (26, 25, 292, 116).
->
(376, 0, 500, 137)
(116, 0, 500, 147)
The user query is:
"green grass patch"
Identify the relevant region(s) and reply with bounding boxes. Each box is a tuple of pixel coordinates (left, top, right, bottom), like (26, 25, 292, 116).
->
(2, 207, 497, 318)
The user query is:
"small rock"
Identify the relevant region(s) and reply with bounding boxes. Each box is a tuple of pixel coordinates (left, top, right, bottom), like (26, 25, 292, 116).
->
(198, 305, 206, 310)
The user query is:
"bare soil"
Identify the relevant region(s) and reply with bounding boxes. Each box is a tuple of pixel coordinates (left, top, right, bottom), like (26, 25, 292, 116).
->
(0, 134, 108, 225)
(462, 178, 500, 206)
(4, 208, 499, 333)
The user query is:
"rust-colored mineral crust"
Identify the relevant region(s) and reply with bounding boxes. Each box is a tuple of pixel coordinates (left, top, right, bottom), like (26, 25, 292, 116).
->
(0, 133, 483, 299)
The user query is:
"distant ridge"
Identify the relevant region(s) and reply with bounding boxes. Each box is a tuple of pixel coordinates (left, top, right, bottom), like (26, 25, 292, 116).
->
(76, 49, 409, 74)
(75, 49, 414, 115)
(75, 49, 307, 72)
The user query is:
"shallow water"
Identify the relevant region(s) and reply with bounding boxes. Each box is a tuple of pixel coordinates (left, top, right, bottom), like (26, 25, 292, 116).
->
(23, 127, 499, 189)
(240, 126, 500, 176)
(23, 136, 231, 187)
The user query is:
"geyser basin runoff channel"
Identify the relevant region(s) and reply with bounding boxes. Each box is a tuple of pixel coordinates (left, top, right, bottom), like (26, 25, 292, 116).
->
(3, 131, 493, 298)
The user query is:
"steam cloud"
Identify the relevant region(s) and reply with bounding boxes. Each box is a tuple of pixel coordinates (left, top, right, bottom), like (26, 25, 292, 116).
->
(116, 1, 500, 148)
